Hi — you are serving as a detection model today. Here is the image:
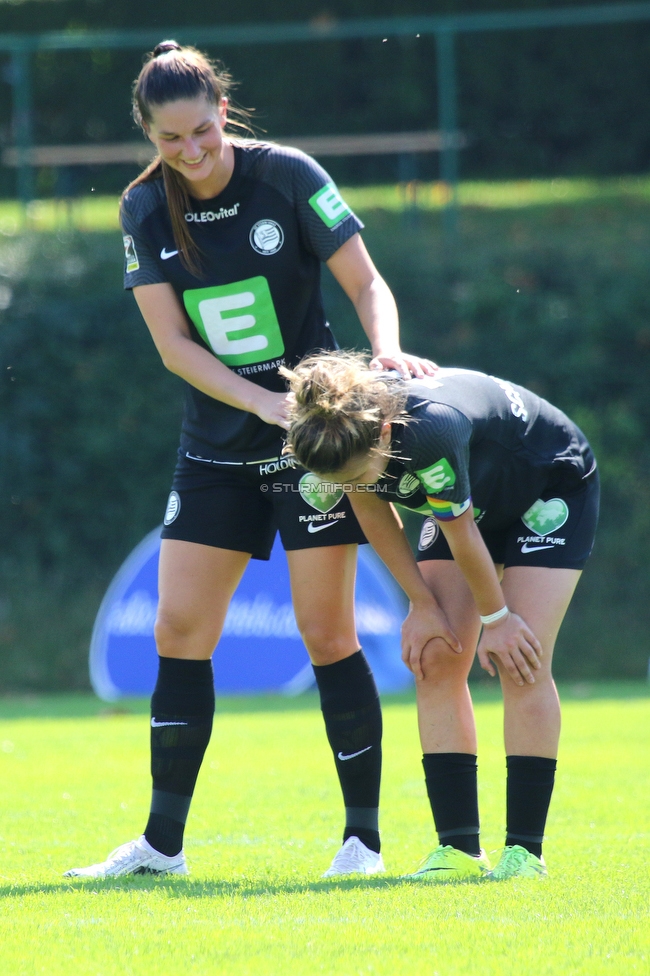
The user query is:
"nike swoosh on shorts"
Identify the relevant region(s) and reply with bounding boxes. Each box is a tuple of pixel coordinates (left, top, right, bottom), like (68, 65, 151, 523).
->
(160, 248, 179, 260)
(338, 746, 373, 761)
(520, 543, 555, 553)
(307, 521, 338, 534)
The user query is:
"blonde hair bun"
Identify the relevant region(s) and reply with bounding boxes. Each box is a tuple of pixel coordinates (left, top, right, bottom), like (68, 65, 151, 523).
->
(281, 351, 407, 474)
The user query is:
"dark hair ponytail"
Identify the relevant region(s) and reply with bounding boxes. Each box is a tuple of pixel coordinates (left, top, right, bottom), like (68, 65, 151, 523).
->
(152, 39, 182, 58)
(121, 41, 253, 277)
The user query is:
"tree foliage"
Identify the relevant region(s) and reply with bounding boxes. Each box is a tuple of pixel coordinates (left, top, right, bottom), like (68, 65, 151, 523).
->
(1, 0, 649, 196)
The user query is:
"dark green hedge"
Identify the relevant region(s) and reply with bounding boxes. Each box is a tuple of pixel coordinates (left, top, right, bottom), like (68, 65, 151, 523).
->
(0, 232, 181, 688)
(1, 198, 650, 687)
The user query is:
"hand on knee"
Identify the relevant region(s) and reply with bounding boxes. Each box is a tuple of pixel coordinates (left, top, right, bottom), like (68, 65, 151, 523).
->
(420, 637, 469, 684)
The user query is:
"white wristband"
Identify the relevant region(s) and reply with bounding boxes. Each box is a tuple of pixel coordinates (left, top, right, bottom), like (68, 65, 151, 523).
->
(479, 606, 510, 626)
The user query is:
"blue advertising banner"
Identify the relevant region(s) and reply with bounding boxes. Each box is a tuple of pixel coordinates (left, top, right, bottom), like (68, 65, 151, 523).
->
(90, 530, 411, 700)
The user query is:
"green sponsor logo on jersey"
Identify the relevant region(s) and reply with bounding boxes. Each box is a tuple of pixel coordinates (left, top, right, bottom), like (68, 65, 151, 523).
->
(416, 457, 456, 494)
(308, 182, 352, 228)
(299, 472, 343, 513)
(183, 276, 285, 367)
(521, 498, 569, 536)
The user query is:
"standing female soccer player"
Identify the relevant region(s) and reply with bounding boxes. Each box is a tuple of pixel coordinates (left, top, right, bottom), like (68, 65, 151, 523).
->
(65, 43, 435, 879)
(283, 352, 599, 880)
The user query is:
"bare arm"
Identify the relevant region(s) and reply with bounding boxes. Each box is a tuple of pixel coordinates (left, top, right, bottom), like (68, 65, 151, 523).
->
(349, 490, 461, 679)
(439, 508, 543, 685)
(133, 282, 292, 429)
(437, 508, 506, 616)
(326, 235, 436, 379)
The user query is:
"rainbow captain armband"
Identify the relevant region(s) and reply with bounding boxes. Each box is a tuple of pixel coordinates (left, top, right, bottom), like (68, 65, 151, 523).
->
(426, 496, 472, 521)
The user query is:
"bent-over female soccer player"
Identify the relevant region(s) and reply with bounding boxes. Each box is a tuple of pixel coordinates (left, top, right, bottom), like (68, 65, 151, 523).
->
(64, 43, 435, 879)
(283, 352, 599, 880)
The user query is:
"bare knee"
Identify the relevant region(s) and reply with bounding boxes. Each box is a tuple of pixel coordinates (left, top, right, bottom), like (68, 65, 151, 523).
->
(154, 608, 217, 659)
(420, 637, 473, 685)
(297, 620, 357, 666)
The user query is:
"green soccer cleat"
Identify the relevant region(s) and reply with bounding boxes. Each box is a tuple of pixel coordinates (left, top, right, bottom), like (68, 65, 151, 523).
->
(488, 845, 548, 880)
(405, 845, 491, 883)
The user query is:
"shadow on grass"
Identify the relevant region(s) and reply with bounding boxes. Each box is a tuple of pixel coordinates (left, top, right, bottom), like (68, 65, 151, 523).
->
(0, 874, 419, 900)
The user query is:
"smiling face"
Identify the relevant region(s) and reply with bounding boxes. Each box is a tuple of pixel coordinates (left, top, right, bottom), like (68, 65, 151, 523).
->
(145, 95, 232, 197)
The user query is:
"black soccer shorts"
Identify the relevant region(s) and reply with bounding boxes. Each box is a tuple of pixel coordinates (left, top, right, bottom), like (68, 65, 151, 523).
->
(415, 466, 599, 570)
(160, 452, 367, 560)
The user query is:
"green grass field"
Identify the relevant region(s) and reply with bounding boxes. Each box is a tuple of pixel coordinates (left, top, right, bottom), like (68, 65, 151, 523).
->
(0, 684, 648, 975)
(2, 173, 650, 234)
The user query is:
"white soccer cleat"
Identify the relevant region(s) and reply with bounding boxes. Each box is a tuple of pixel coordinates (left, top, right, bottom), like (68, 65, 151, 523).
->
(63, 835, 188, 878)
(322, 836, 385, 877)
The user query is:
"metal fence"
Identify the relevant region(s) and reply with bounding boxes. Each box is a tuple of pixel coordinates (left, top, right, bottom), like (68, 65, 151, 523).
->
(3, 1, 650, 222)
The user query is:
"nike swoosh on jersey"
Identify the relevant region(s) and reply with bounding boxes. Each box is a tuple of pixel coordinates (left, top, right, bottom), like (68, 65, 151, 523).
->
(160, 248, 179, 260)
(337, 746, 373, 761)
(151, 719, 188, 727)
(307, 521, 338, 533)
(520, 543, 555, 553)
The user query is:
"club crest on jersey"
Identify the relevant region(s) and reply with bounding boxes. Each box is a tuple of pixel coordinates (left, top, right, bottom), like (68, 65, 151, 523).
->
(163, 491, 181, 526)
(418, 517, 440, 551)
(250, 220, 284, 255)
(396, 472, 420, 498)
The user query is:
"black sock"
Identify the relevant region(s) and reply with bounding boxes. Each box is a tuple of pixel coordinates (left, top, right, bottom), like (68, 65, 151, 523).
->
(505, 755, 557, 858)
(422, 753, 480, 856)
(313, 650, 382, 854)
(144, 657, 215, 857)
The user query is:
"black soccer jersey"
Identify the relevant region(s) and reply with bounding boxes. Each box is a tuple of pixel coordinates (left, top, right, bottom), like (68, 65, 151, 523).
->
(375, 368, 595, 531)
(121, 142, 363, 461)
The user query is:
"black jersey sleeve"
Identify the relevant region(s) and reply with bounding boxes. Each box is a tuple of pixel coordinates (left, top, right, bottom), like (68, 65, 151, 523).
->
(261, 146, 364, 261)
(404, 403, 473, 520)
(120, 184, 167, 290)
